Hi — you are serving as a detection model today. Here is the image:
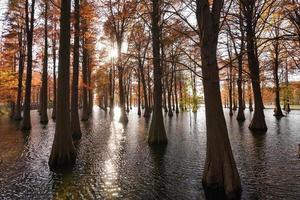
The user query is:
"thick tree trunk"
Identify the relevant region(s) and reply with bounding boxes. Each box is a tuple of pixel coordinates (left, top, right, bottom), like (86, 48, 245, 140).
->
(49, 0, 76, 171)
(148, 0, 167, 145)
(71, 0, 82, 140)
(246, 23, 267, 131)
(14, 29, 24, 121)
(196, 0, 241, 198)
(40, 1, 49, 124)
(21, 0, 35, 130)
(201, 43, 241, 200)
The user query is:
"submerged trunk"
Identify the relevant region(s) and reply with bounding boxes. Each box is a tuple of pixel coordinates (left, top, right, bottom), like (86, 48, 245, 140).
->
(71, 0, 82, 140)
(196, 0, 241, 198)
(139, 60, 150, 117)
(137, 67, 141, 116)
(49, 0, 76, 171)
(148, 0, 167, 145)
(22, 0, 36, 130)
(118, 68, 128, 123)
(14, 29, 25, 121)
(40, 1, 49, 124)
(246, 24, 267, 131)
(273, 39, 284, 117)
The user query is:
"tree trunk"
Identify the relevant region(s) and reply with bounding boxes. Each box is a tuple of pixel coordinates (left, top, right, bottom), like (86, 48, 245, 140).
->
(174, 64, 179, 114)
(139, 60, 150, 117)
(49, 0, 76, 171)
(21, 0, 36, 130)
(71, 0, 82, 140)
(148, 0, 167, 145)
(40, 1, 49, 124)
(196, 0, 241, 198)
(52, 22, 57, 120)
(81, 38, 89, 121)
(137, 67, 141, 116)
(246, 21, 267, 131)
(14, 29, 24, 121)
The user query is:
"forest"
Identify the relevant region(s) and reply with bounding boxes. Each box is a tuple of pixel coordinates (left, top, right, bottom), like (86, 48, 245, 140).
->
(0, 0, 299, 199)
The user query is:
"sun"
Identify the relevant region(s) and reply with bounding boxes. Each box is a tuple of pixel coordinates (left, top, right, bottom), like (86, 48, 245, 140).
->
(108, 48, 118, 59)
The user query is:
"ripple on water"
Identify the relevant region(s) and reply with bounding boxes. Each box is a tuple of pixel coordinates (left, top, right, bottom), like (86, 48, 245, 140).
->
(0, 108, 299, 199)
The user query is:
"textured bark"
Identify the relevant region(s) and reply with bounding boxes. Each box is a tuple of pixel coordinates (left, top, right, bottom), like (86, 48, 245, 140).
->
(40, 1, 49, 124)
(14, 29, 25, 121)
(21, 0, 35, 130)
(243, 0, 267, 131)
(196, 0, 241, 198)
(148, 0, 167, 145)
(71, 0, 82, 140)
(49, 0, 76, 171)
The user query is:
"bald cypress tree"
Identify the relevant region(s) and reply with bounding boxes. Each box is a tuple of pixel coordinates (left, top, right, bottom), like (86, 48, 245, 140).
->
(49, 0, 76, 171)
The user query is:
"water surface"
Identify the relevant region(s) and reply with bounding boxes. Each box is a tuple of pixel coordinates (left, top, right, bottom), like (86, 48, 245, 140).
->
(0, 107, 299, 199)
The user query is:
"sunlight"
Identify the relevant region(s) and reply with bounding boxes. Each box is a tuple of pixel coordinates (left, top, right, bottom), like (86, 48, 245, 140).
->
(113, 106, 121, 121)
(108, 48, 118, 59)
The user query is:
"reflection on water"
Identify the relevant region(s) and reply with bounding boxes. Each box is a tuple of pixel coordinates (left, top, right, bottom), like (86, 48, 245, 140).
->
(0, 107, 299, 199)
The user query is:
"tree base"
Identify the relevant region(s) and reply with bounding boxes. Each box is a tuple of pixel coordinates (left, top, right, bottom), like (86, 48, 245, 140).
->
(72, 132, 82, 141)
(203, 182, 241, 200)
(236, 110, 245, 121)
(49, 151, 76, 172)
(40, 119, 49, 125)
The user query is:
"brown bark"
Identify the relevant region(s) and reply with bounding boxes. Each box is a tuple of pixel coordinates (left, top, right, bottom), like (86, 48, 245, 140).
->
(49, 0, 76, 171)
(21, 0, 35, 130)
(71, 0, 82, 140)
(242, 1, 267, 131)
(148, 0, 167, 145)
(14, 28, 25, 121)
(40, 1, 49, 124)
(196, 0, 241, 198)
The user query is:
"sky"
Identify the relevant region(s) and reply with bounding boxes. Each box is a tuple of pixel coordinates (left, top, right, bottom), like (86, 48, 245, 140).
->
(0, 0, 8, 40)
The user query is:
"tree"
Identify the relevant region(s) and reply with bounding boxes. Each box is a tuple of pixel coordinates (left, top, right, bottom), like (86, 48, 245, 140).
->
(40, 0, 49, 124)
(71, 0, 82, 140)
(49, 0, 76, 171)
(196, 0, 241, 198)
(21, 0, 36, 130)
(148, 0, 167, 145)
(240, 0, 271, 131)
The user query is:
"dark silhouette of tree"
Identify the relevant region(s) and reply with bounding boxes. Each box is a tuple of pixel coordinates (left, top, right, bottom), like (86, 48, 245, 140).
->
(49, 0, 76, 171)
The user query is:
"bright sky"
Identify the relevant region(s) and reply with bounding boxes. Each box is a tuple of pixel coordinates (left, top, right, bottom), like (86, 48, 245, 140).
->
(0, 0, 8, 39)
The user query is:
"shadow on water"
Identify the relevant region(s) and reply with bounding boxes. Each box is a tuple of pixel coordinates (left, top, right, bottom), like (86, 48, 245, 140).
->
(0, 108, 299, 199)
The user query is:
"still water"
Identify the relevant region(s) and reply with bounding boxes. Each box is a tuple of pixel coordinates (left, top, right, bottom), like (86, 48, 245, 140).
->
(0, 107, 299, 200)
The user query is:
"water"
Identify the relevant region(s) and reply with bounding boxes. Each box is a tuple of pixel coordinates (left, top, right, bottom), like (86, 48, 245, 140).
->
(0, 107, 299, 200)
